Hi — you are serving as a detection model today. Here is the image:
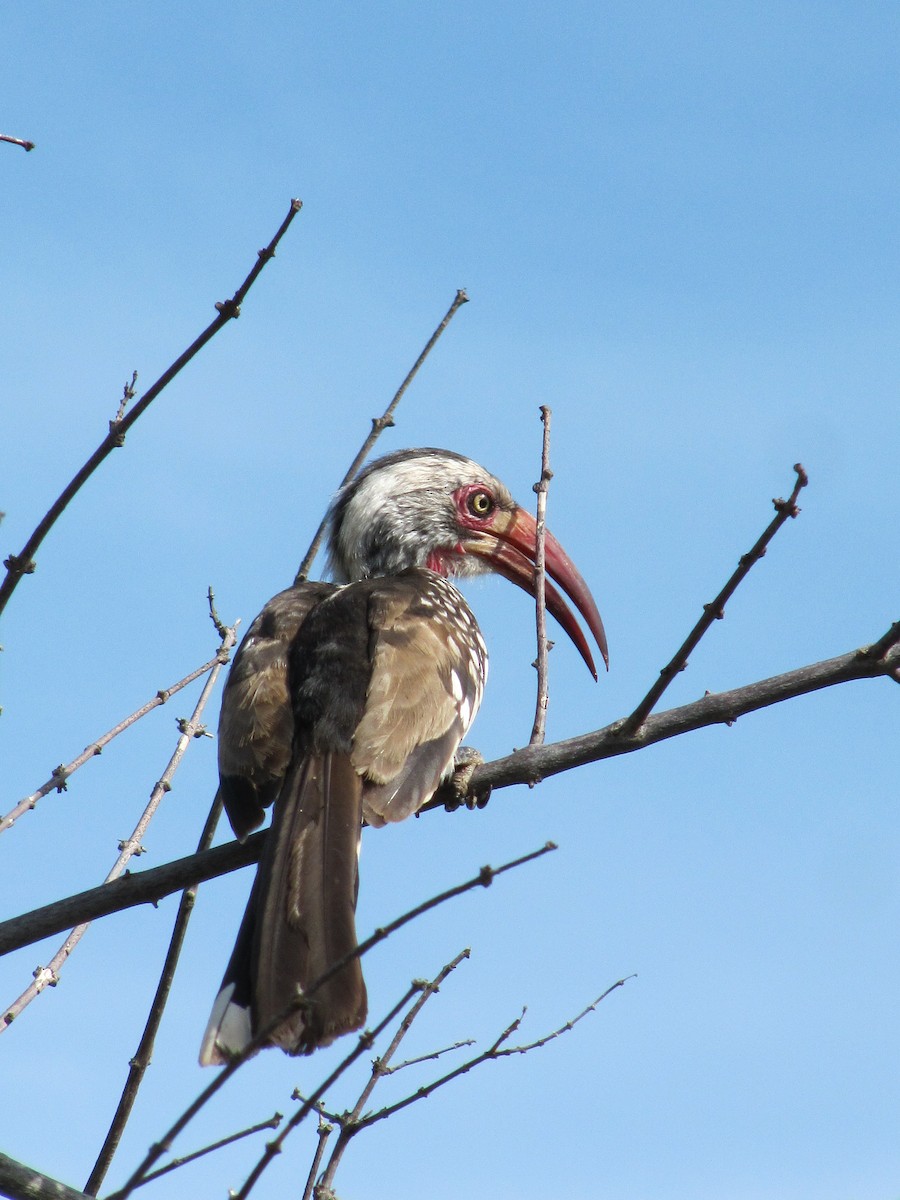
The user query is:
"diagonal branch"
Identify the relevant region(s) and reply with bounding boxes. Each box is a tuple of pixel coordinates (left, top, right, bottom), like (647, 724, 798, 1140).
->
(623, 463, 809, 733)
(352, 975, 632, 1133)
(1, 640, 237, 836)
(3, 630, 898, 955)
(0, 616, 237, 1032)
(294, 288, 469, 581)
(314, 949, 471, 1195)
(104, 843, 553, 1200)
(83, 794, 225, 1195)
(0, 198, 302, 619)
(0, 1152, 89, 1200)
(0, 132, 35, 152)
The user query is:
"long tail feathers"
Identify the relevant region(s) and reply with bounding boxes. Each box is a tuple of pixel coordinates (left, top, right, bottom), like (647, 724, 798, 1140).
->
(199, 754, 367, 1066)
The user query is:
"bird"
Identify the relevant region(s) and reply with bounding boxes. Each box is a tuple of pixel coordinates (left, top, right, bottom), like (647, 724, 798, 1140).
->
(199, 447, 607, 1066)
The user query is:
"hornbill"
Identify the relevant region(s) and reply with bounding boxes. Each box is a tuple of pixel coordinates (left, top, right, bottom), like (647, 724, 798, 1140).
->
(199, 448, 607, 1066)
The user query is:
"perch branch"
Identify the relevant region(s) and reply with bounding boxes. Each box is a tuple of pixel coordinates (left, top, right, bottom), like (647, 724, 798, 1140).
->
(4, 630, 898, 955)
(294, 288, 469, 581)
(0, 198, 302, 620)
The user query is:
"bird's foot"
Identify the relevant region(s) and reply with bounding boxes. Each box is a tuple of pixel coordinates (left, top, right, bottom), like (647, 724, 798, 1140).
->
(439, 745, 491, 813)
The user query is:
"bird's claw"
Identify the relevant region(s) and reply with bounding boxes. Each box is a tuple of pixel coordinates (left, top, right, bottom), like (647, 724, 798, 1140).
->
(440, 745, 491, 813)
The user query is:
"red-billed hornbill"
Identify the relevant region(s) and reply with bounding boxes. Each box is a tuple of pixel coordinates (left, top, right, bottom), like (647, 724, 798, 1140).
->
(199, 448, 607, 1065)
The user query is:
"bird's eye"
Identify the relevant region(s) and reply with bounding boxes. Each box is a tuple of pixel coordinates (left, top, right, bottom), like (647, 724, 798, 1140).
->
(467, 488, 495, 518)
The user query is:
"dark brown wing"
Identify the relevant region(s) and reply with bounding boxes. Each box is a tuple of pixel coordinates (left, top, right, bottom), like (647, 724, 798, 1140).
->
(217, 581, 336, 840)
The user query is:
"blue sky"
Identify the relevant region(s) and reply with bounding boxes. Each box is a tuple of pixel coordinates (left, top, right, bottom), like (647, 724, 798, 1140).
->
(2, 4, 898, 1198)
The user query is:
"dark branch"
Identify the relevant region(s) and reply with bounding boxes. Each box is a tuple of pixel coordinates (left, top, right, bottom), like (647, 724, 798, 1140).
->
(0, 1152, 89, 1200)
(0, 834, 262, 957)
(83, 795, 226, 1194)
(294, 288, 469, 582)
(0, 199, 302, 619)
(0, 133, 35, 151)
(4, 630, 898, 955)
(623, 463, 809, 733)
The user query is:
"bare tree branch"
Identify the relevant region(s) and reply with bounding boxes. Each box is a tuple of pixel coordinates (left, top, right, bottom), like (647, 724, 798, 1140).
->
(0, 133, 35, 151)
(294, 288, 469, 582)
(0, 833, 262, 957)
(0, 198, 302, 620)
(2, 633, 237, 835)
(315, 949, 471, 1195)
(0, 615, 237, 1032)
(529, 404, 553, 746)
(0, 1152, 89, 1200)
(3, 628, 898, 956)
(301, 1116, 334, 1200)
(133, 1112, 282, 1191)
(230, 987, 422, 1200)
(623, 463, 809, 733)
(105, 844, 554, 1200)
(469, 628, 900, 792)
(351, 975, 633, 1133)
(84, 798, 227, 1192)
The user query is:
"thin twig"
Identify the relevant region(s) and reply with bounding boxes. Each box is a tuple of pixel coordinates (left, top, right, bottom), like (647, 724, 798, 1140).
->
(0, 616, 237, 1033)
(353, 976, 633, 1133)
(106, 844, 552, 1200)
(315, 950, 470, 1196)
(294, 288, 469, 582)
(0, 198, 302, 619)
(622, 463, 809, 733)
(84, 787, 228, 1192)
(134, 1112, 282, 1190)
(529, 405, 553, 746)
(301, 1115, 334, 1200)
(380, 1037, 476, 1074)
(0, 132, 35, 151)
(1, 631, 237, 835)
(231, 986, 422, 1200)
(302, 844, 556, 1012)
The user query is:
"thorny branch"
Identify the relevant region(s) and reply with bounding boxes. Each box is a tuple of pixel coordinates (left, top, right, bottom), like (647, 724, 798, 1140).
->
(1, 636, 236, 834)
(294, 288, 469, 581)
(83, 799, 226, 1193)
(3, 620, 898, 958)
(623, 463, 809, 733)
(314, 950, 471, 1196)
(132, 1112, 283, 1191)
(0, 613, 237, 1033)
(348, 975, 633, 1135)
(103, 844, 554, 1200)
(0, 198, 302, 620)
(529, 404, 553, 746)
